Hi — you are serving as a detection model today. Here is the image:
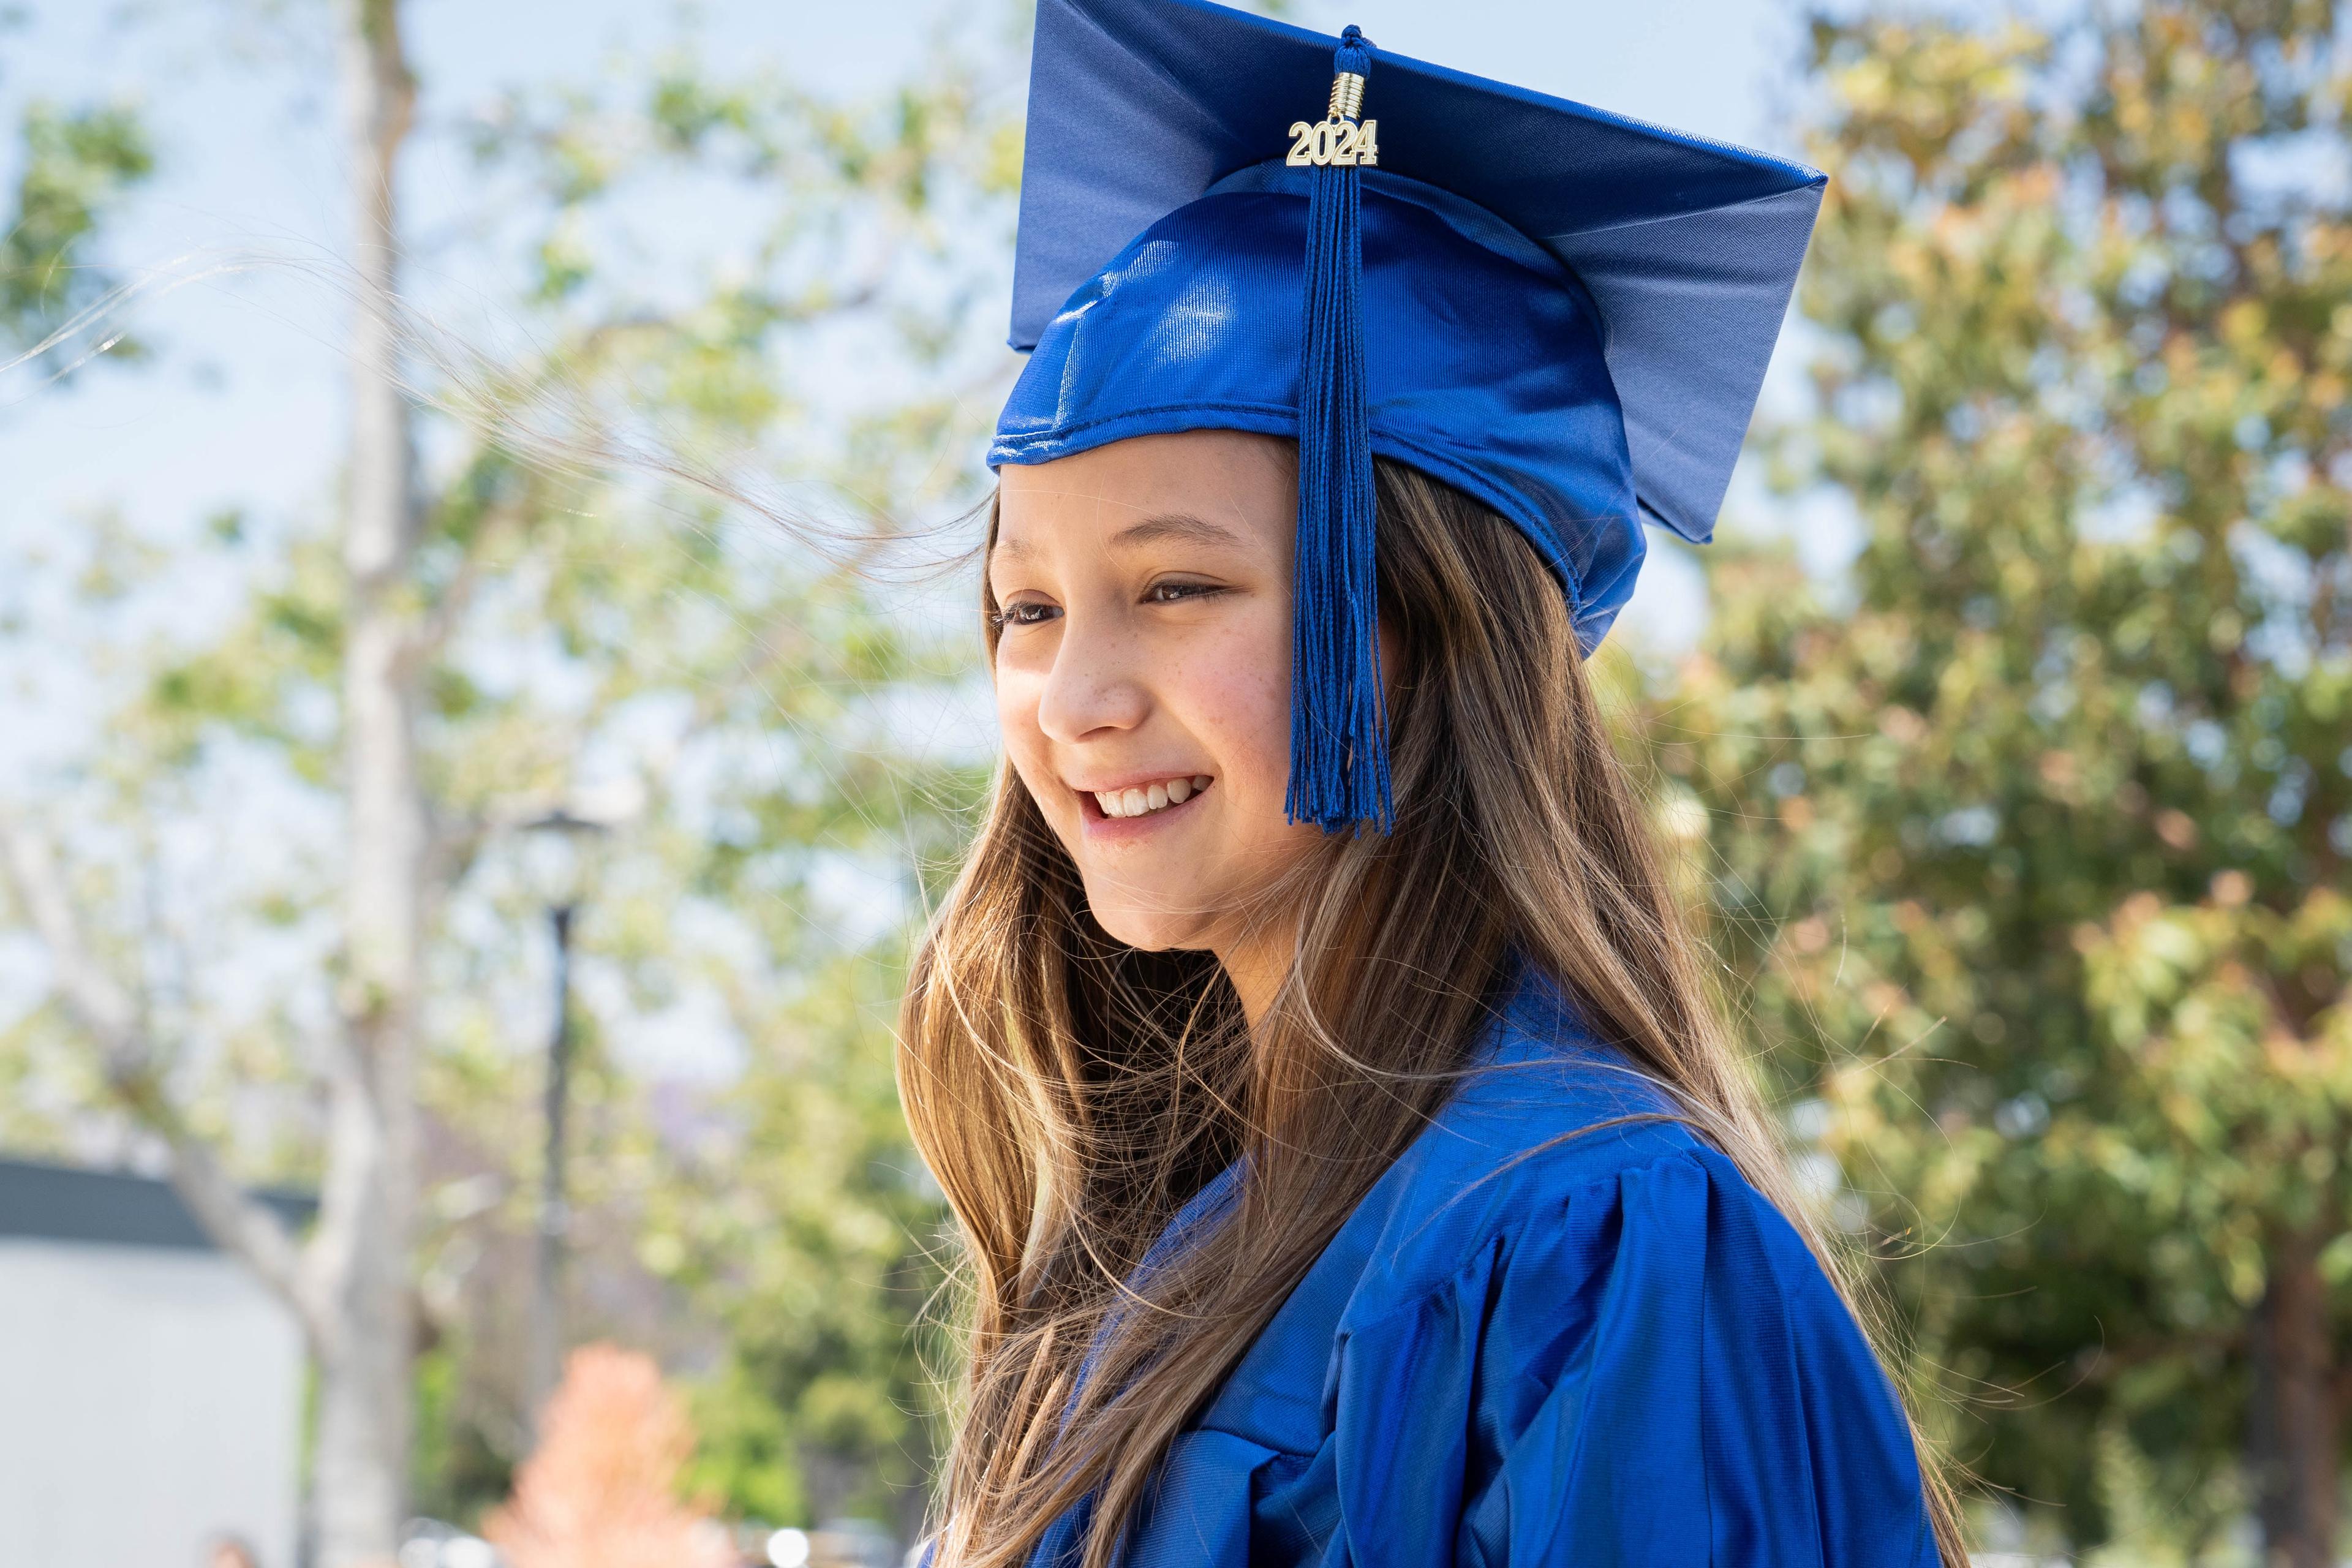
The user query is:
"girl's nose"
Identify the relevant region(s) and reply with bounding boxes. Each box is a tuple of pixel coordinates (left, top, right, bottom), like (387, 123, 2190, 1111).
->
(1035, 617, 1150, 744)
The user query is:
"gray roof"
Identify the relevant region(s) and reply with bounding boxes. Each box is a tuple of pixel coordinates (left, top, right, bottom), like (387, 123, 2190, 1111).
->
(0, 1155, 314, 1251)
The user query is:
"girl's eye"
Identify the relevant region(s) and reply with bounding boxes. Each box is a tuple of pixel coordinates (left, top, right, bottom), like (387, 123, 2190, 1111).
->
(1145, 580, 1224, 605)
(993, 599, 1061, 629)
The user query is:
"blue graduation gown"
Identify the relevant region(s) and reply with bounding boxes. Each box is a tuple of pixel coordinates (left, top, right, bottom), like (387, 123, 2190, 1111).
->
(1028, 971, 1939, 1567)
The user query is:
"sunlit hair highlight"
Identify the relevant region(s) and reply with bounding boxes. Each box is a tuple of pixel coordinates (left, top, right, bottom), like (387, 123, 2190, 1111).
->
(899, 459, 1967, 1568)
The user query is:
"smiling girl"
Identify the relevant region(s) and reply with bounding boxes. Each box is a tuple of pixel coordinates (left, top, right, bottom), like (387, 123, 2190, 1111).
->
(896, 5, 1963, 1567)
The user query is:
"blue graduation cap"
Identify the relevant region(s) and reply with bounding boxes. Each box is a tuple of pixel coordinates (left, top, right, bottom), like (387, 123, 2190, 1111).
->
(989, 0, 1825, 832)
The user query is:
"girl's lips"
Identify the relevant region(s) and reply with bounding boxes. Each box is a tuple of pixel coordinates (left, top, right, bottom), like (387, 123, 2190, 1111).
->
(1088, 774, 1213, 820)
(1077, 775, 1213, 838)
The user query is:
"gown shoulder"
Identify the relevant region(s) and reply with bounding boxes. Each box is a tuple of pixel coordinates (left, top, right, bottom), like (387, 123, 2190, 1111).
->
(1127, 970, 1939, 1568)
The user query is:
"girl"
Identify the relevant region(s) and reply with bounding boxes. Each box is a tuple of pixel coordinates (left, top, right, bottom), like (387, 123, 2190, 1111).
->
(899, 4, 1962, 1564)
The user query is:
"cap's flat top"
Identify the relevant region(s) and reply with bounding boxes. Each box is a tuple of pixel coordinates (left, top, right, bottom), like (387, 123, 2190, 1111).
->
(1013, 0, 1818, 349)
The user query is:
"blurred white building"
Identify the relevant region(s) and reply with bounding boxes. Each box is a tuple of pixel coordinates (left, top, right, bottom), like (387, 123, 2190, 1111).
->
(0, 1156, 307, 1568)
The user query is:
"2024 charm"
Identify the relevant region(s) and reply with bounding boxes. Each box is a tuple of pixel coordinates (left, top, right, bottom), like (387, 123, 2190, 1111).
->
(1286, 116, 1381, 168)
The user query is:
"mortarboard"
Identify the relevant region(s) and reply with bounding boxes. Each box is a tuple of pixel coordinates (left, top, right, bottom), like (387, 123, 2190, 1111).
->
(989, 0, 1825, 833)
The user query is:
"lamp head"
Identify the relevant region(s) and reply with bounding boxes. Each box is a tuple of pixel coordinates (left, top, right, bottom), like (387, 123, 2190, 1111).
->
(519, 809, 609, 911)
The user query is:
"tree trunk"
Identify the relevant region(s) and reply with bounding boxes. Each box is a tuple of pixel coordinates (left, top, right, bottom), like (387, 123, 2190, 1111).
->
(2253, 1226, 2340, 1568)
(315, 1, 421, 1564)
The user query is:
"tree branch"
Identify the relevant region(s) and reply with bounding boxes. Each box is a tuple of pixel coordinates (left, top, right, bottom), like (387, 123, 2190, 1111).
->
(0, 804, 328, 1341)
(400, 497, 527, 673)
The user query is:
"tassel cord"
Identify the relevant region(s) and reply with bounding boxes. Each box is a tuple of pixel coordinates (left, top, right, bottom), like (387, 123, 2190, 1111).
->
(1287, 26, 1390, 835)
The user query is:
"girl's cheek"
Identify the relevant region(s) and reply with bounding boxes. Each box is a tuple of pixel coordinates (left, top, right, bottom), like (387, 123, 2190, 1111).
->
(993, 656, 1044, 737)
(994, 678, 1057, 804)
(1232, 616, 1294, 739)
(1189, 647, 1291, 789)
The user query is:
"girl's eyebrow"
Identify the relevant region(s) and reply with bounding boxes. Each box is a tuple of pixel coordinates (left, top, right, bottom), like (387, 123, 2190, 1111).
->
(990, 511, 1241, 566)
(1109, 513, 1242, 551)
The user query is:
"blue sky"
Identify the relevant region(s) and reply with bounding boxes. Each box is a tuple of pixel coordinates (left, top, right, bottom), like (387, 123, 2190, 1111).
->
(0, 0, 1815, 665)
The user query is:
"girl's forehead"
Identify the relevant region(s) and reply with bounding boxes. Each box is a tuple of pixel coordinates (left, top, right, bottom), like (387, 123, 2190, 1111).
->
(995, 435, 1298, 556)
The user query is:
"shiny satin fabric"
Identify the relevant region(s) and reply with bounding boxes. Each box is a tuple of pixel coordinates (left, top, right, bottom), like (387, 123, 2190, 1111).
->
(1014, 971, 1939, 1567)
(990, 166, 1646, 650)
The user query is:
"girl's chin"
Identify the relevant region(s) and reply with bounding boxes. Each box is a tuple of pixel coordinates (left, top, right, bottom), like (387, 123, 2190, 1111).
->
(1082, 893, 1227, 956)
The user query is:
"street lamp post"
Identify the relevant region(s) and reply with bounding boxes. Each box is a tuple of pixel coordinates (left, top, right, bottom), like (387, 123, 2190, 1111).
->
(519, 809, 607, 1434)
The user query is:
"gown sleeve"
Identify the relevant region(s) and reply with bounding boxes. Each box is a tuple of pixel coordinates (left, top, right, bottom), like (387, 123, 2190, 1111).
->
(1322, 1144, 1938, 1568)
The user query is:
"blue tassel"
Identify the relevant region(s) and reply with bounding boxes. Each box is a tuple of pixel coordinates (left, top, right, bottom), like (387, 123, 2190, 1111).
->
(1287, 25, 1390, 835)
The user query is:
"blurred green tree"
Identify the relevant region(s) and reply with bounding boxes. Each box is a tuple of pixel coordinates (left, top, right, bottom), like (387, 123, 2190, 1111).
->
(1648, 4, 2352, 1562)
(662, 946, 959, 1539)
(0, 2, 1012, 1553)
(0, 47, 151, 363)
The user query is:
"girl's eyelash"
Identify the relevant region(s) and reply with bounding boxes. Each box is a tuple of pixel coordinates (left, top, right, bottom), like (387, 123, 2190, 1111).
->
(990, 600, 1061, 630)
(1146, 581, 1224, 603)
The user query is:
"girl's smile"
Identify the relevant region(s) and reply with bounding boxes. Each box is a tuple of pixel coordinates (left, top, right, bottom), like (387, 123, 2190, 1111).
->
(1076, 774, 1215, 830)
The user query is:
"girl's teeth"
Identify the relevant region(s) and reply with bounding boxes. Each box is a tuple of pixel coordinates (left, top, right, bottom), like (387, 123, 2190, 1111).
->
(1092, 777, 1212, 818)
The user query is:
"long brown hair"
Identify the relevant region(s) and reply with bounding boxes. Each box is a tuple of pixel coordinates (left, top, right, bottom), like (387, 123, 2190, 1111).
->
(899, 459, 1967, 1567)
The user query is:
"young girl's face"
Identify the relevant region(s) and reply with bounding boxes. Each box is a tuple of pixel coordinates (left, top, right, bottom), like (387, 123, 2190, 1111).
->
(990, 431, 1322, 973)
